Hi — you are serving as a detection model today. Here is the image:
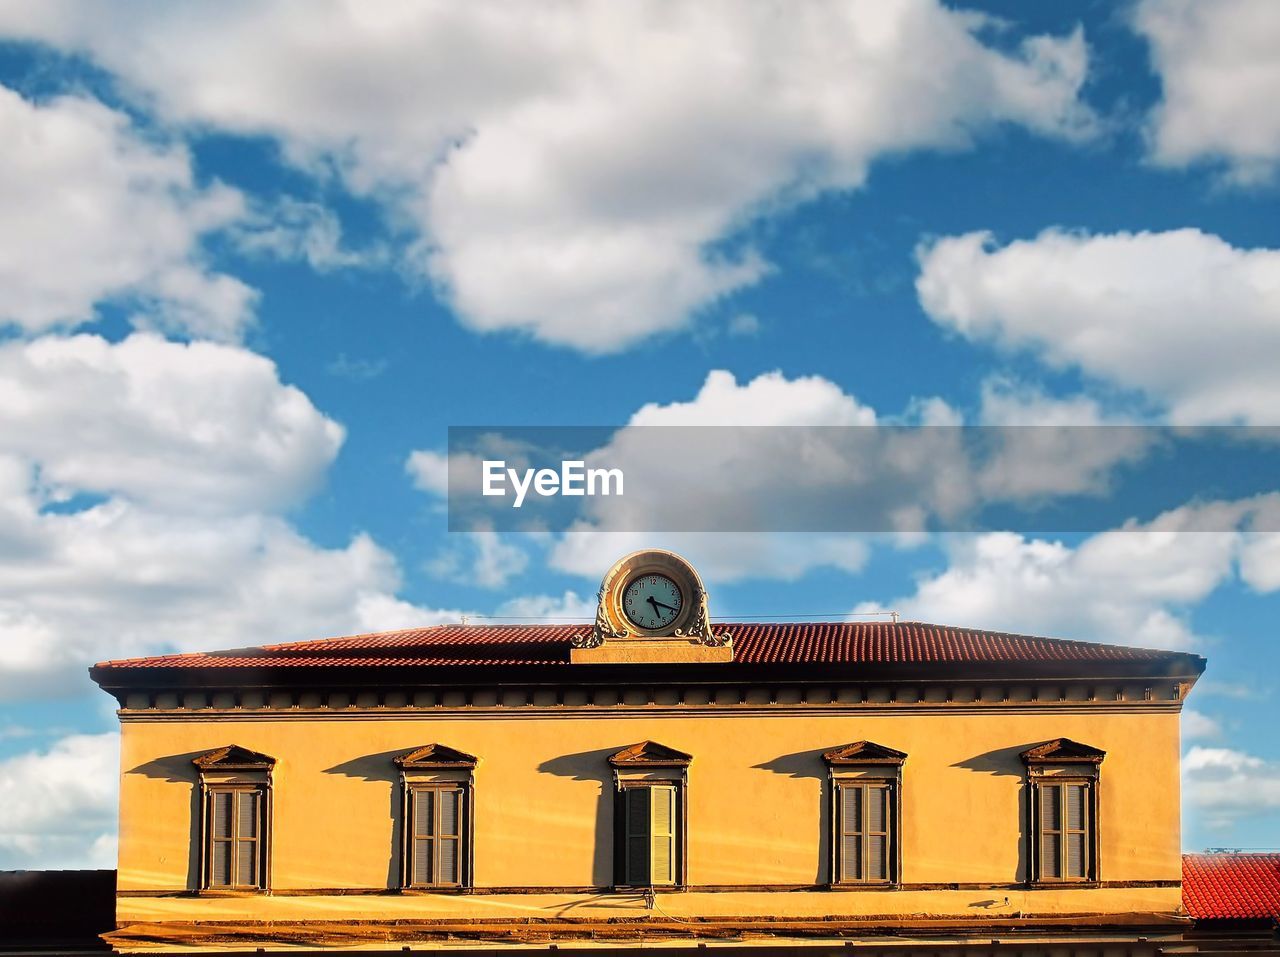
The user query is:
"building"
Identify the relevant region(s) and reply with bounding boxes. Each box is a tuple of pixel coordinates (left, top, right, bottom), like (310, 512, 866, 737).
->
(84, 548, 1233, 953)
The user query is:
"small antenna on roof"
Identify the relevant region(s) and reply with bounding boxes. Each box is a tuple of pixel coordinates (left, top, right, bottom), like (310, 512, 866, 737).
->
(891, 611, 899, 623)
(460, 614, 469, 626)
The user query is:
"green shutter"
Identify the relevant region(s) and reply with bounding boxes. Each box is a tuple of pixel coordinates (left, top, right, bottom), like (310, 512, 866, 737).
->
(1065, 784, 1087, 878)
(624, 788, 651, 885)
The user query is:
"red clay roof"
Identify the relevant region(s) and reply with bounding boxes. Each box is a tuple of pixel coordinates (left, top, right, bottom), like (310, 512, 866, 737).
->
(93, 620, 1197, 671)
(1183, 853, 1280, 920)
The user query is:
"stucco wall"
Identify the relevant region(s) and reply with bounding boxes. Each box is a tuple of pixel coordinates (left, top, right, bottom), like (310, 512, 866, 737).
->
(115, 706, 1183, 921)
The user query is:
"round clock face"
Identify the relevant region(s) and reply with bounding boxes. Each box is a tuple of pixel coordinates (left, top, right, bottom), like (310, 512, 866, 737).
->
(622, 573, 683, 630)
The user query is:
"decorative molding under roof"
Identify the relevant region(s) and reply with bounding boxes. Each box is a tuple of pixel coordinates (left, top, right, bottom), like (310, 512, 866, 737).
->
(393, 743, 478, 769)
(1020, 737, 1106, 766)
(822, 740, 908, 767)
(192, 745, 276, 771)
(609, 740, 693, 768)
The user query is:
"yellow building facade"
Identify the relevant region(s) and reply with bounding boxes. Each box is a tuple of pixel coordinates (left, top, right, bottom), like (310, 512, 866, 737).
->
(92, 550, 1207, 953)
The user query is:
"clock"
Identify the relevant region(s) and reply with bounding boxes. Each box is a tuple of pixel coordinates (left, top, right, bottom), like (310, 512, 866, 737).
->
(622, 573, 684, 630)
(571, 549, 731, 656)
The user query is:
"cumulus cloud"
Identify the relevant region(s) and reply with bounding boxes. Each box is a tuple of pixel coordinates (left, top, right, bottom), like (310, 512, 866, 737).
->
(917, 228, 1280, 424)
(0, 1, 1095, 352)
(1182, 709, 1222, 741)
(548, 369, 884, 582)
(1183, 745, 1280, 830)
(0, 333, 344, 514)
(426, 531, 530, 590)
(1134, 0, 1280, 184)
(0, 335, 452, 698)
(0, 85, 254, 341)
(0, 732, 118, 869)
(855, 498, 1280, 650)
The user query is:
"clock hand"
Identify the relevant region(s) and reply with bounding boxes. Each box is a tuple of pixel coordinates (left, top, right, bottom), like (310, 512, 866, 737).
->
(648, 597, 679, 613)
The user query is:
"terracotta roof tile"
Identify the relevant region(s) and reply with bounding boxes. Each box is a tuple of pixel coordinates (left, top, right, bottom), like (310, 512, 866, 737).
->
(93, 620, 1194, 672)
(1183, 853, 1280, 920)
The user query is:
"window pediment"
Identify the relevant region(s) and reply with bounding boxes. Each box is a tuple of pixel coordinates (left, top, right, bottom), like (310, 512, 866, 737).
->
(822, 741, 907, 768)
(192, 745, 276, 771)
(1020, 738, 1105, 767)
(609, 741, 692, 768)
(393, 744, 478, 770)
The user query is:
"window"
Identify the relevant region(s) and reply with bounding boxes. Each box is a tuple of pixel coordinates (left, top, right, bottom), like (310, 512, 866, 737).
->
(192, 745, 275, 892)
(609, 741, 691, 888)
(836, 781, 893, 882)
(823, 740, 906, 886)
(1021, 738, 1104, 884)
(206, 788, 265, 889)
(1036, 781, 1091, 880)
(622, 784, 678, 886)
(394, 744, 477, 890)
(407, 785, 465, 887)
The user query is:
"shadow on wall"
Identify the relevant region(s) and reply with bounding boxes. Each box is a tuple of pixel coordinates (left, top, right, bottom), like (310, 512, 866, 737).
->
(952, 744, 1034, 883)
(325, 750, 405, 889)
(753, 749, 828, 885)
(538, 747, 627, 889)
(128, 751, 211, 891)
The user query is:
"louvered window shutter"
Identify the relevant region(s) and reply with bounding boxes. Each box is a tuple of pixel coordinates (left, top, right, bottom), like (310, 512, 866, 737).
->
(624, 788, 651, 885)
(866, 786, 889, 881)
(1064, 784, 1087, 879)
(210, 791, 233, 887)
(651, 786, 676, 885)
(234, 790, 259, 887)
(1040, 784, 1062, 878)
(439, 788, 461, 885)
(840, 785, 862, 881)
(412, 789, 434, 886)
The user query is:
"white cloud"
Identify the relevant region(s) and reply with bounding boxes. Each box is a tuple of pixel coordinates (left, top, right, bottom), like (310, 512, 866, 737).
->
(0, 85, 254, 341)
(1182, 709, 1222, 741)
(0, 732, 118, 869)
(917, 228, 1280, 424)
(0, 334, 454, 697)
(1183, 745, 1280, 830)
(406, 449, 452, 498)
(0, 333, 344, 514)
(232, 197, 386, 271)
(427, 531, 530, 590)
(494, 590, 596, 621)
(1134, 0, 1280, 184)
(549, 369, 883, 582)
(0, 1, 1095, 352)
(855, 499, 1275, 650)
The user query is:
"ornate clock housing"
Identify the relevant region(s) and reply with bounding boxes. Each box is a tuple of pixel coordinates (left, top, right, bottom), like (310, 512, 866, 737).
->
(571, 550, 731, 662)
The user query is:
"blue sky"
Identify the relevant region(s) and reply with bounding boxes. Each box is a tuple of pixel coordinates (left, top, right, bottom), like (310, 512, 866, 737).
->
(0, 0, 1279, 867)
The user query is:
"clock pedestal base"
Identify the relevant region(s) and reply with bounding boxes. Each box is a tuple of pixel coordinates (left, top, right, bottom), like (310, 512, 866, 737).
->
(570, 638, 733, 665)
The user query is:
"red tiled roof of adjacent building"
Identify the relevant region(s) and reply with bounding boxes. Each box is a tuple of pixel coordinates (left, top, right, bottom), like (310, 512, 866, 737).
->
(1182, 853, 1280, 920)
(92, 620, 1200, 671)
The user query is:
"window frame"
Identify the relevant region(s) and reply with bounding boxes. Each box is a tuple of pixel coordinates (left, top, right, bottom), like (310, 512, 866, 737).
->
(1028, 776, 1099, 883)
(615, 779, 686, 888)
(609, 741, 692, 890)
(192, 745, 275, 894)
(1021, 738, 1104, 885)
(202, 784, 268, 891)
(823, 740, 906, 888)
(394, 744, 477, 891)
(403, 782, 470, 889)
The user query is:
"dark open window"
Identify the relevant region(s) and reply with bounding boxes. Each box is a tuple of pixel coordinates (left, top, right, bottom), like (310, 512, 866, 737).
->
(621, 783, 678, 886)
(609, 741, 691, 888)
